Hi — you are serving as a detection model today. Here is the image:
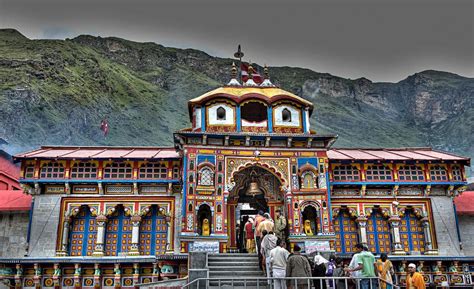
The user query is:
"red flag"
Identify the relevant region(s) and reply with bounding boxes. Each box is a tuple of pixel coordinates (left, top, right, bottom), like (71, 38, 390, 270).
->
(100, 119, 109, 137)
(241, 63, 263, 84)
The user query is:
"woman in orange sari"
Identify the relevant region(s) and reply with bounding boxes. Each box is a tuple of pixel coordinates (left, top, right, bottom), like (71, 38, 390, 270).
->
(376, 253, 394, 289)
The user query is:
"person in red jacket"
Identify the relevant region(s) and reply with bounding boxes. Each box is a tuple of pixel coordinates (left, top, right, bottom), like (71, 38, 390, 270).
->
(245, 217, 255, 253)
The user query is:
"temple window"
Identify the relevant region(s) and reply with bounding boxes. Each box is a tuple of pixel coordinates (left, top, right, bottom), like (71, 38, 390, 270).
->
(24, 165, 35, 178)
(139, 205, 167, 255)
(282, 108, 292, 122)
(199, 167, 214, 186)
(301, 171, 317, 189)
(366, 209, 391, 254)
(333, 165, 360, 181)
(189, 174, 194, 183)
(40, 162, 65, 179)
(333, 209, 359, 254)
(241, 102, 267, 122)
(189, 160, 195, 170)
(451, 165, 462, 181)
(216, 106, 226, 120)
(398, 165, 424, 181)
(139, 163, 167, 179)
(189, 186, 194, 195)
(105, 205, 132, 256)
(366, 165, 392, 181)
(68, 205, 96, 256)
(71, 162, 97, 179)
(103, 163, 132, 179)
(430, 165, 448, 181)
(400, 209, 425, 253)
(173, 166, 180, 179)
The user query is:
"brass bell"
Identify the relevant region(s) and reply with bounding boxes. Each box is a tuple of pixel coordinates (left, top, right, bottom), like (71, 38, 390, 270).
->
(246, 181, 263, 197)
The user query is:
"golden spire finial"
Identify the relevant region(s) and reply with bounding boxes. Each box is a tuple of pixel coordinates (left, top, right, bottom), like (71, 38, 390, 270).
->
(231, 62, 237, 79)
(264, 64, 269, 79)
(248, 61, 254, 78)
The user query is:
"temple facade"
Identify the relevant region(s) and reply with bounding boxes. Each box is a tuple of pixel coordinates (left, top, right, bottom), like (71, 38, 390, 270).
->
(0, 65, 472, 288)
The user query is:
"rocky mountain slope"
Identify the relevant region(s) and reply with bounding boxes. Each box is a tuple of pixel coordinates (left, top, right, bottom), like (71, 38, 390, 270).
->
(0, 29, 473, 169)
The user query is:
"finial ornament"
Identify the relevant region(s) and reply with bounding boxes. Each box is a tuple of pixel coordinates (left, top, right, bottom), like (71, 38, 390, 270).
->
(244, 61, 257, 86)
(260, 64, 275, 87)
(227, 61, 241, 86)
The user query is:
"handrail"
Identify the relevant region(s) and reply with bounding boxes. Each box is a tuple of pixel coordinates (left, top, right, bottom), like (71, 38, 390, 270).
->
(181, 276, 398, 289)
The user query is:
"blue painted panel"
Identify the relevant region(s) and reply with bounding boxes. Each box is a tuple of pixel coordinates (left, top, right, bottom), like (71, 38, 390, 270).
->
(236, 105, 241, 132)
(301, 108, 307, 132)
(297, 157, 318, 168)
(201, 106, 206, 132)
(181, 155, 188, 216)
(267, 106, 273, 133)
(197, 155, 216, 165)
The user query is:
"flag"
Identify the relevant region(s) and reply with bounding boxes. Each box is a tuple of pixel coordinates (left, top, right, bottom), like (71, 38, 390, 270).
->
(241, 63, 263, 84)
(100, 119, 109, 137)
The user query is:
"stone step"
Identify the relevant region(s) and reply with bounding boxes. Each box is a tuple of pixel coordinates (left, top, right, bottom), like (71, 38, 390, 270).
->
(207, 256, 258, 261)
(208, 280, 269, 288)
(208, 253, 258, 257)
(208, 266, 260, 271)
(208, 262, 260, 267)
(209, 271, 265, 277)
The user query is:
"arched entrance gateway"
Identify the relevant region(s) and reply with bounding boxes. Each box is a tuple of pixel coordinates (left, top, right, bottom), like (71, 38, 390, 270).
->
(227, 165, 286, 251)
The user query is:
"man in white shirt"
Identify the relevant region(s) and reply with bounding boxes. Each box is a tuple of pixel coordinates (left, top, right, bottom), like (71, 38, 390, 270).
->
(270, 238, 290, 289)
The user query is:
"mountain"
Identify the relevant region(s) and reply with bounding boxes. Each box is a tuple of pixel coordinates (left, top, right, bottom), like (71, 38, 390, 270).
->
(0, 29, 473, 171)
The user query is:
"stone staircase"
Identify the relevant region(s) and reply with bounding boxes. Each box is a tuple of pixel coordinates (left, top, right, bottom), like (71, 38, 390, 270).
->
(207, 253, 268, 288)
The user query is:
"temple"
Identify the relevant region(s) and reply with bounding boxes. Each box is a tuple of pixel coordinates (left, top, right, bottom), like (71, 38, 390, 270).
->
(0, 63, 472, 288)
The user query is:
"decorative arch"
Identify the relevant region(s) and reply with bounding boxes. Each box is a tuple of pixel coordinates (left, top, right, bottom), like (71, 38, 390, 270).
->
(68, 205, 97, 256)
(332, 207, 359, 254)
(197, 203, 212, 236)
(398, 206, 426, 253)
(300, 200, 322, 236)
(104, 205, 133, 256)
(365, 207, 392, 254)
(198, 165, 215, 186)
(230, 162, 288, 189)
(139, 205, 168, 255)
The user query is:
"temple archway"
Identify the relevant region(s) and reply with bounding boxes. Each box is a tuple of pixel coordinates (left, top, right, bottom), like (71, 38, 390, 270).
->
(227, 165, 285, 251)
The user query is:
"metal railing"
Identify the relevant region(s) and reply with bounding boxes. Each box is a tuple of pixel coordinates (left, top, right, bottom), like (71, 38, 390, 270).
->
(181, 276, 397, 289)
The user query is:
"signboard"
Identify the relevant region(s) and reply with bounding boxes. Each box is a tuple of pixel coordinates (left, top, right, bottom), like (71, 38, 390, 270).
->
(190, 241, 220, 253)
(73, 186, 98, 194)
(304, 240, 331, 254)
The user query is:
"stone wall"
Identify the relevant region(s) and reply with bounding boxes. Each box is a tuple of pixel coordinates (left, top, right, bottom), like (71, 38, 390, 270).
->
(458, 214, 474, 256)
(0, 211, 29, 257)
(28, 195, 62, 257)
(430, 196, 463, 256)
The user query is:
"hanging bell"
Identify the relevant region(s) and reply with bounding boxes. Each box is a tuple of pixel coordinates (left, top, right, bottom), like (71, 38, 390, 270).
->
(246, 181, 263, 197)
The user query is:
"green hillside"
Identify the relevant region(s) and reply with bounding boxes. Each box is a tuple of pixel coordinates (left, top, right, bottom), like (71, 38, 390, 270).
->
(0, 29, 472, 172)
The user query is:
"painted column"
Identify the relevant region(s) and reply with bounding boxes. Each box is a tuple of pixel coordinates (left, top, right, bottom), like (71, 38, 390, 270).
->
(93, 264, 101, 289)
(132, 263, 140, 288)
(58, 218, 70, 256)
(15, 264, 22, 289)
(73, 264, 81, 289)
(53, 264, 61, 289)
(421, 216, 438, 255)
(129, 215, 142, 256)
(114, 264, 121, 289)
(33, 263, 41, 289)
(388, 215, 405, 255)
(93, 215, 107, 257)
(267, 106, 273, 133)
(356, 216, 368, 247)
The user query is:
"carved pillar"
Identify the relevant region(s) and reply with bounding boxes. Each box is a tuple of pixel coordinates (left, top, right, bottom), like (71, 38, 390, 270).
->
(98, 182, 104, 195)
(421, 216, 438, 255)
(15, 264, 22, 289)
(388, 215, 405, 255)
(129, 215, 142, 256)
(132, 263, 140, 288)
(114, 263, 121, 289)
(92, 215, 107, 257)
(93, 264, 101, 289)
(73, 264, 81, 289)
(356, 216, 368, 247)
(53, 263, 61, 289)
(57, 218, 71, 256)
(152, 262, 159, 283)
(33, 263, 41, 289)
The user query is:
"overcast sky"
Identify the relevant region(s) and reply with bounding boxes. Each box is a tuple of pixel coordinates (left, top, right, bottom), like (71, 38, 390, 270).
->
(1, 0, 473, 82)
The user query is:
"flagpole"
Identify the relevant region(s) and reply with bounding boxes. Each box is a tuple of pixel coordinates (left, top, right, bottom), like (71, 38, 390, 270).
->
(234, 44, 244, 83)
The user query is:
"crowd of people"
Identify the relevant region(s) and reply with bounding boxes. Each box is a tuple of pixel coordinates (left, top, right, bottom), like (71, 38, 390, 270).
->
(240, 210, 437, 289)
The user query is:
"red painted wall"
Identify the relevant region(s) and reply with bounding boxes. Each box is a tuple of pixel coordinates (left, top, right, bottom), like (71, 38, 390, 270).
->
(0, 150, 20, 190)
